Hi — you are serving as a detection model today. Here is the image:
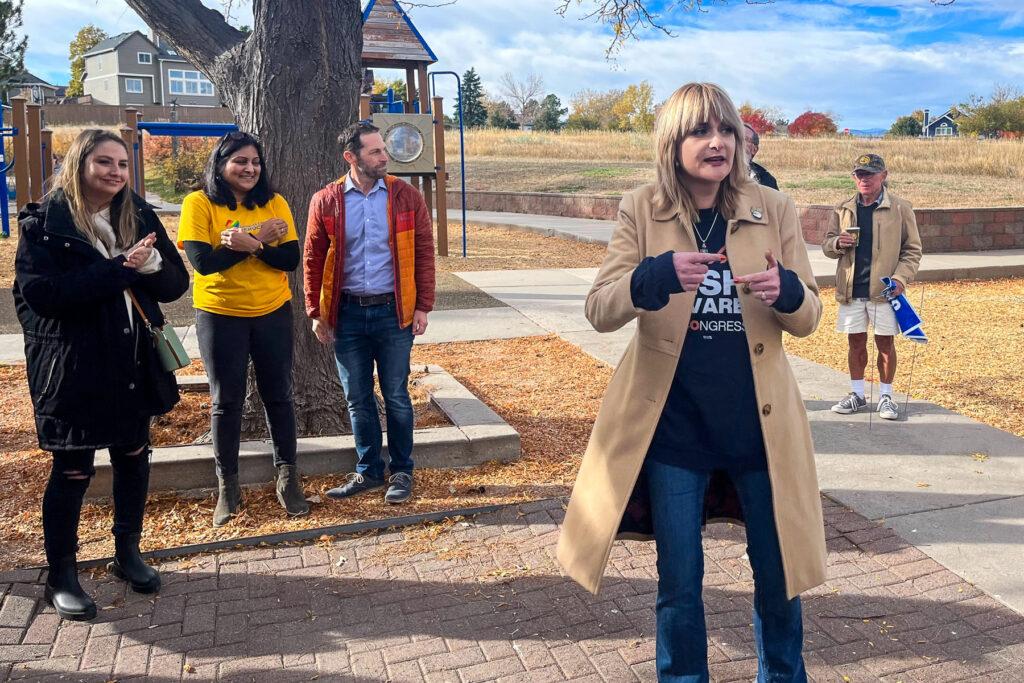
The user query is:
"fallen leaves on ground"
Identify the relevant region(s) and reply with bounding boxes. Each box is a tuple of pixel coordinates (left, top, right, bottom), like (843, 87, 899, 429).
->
(785, 278, 1024, 439)
(0, 336, 609, 569)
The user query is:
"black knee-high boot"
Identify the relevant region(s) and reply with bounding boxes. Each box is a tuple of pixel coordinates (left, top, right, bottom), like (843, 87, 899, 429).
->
(107, 445, 160, 593)
(42, 458, 96, 621)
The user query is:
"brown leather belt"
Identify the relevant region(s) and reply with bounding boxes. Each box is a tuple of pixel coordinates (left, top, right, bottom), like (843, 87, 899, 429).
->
(340, 291, 395, 306)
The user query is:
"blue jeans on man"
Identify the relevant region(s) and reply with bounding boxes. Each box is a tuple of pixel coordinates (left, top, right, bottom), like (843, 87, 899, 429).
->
(644, 457, 806, 682)
(333, 298, 415, 481)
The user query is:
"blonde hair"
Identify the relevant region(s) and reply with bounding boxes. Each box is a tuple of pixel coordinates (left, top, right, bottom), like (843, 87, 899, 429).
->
(48, 129, 137, 250)
(652, 82, 750, 231)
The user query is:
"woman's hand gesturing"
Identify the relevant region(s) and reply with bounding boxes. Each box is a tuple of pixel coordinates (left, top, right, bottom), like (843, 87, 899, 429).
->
(672, 251, 726, 291)
(734, 251, 781, 306)
(124, 233, 157, 269)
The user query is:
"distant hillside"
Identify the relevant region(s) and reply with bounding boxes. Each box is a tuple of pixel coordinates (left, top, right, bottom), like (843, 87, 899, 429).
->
(847, 128, 887, 137)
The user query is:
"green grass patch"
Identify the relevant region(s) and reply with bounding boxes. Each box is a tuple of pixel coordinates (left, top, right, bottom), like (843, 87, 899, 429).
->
(144, 173, 191, 205)
(782, 175, 851, 191)
(581, 167, 629, 179)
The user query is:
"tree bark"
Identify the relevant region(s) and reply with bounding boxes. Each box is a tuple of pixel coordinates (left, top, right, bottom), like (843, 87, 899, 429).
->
(127, 0, 363, 435)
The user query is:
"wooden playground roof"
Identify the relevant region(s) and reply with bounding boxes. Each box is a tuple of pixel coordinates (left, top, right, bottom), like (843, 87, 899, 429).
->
(362, 0, 438, 68)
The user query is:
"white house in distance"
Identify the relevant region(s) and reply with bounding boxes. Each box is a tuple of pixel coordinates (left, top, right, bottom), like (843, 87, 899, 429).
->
(82, 30, 221, 108)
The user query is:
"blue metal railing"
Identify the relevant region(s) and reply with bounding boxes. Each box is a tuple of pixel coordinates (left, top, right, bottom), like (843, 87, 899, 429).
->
(1, 104, 14, 237)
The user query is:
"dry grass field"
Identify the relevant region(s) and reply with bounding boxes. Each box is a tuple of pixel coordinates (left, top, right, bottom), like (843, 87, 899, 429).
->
(447, 130, 1024, 208)
(42, 125, 1024, 208)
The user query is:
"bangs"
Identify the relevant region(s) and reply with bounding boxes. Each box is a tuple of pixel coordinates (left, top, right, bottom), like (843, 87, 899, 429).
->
(678, 84, 739, 137)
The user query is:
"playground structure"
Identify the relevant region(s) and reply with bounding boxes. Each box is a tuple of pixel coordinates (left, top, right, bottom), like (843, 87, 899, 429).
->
(3, 96, 56, 237)
(2, 0, 465, 254)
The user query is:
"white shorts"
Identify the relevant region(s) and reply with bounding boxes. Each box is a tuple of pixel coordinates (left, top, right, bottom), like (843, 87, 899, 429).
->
(836, 299, 899, 336)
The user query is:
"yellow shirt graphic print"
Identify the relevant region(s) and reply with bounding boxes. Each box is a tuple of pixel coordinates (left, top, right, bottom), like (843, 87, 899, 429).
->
(178, 191, 299, 317)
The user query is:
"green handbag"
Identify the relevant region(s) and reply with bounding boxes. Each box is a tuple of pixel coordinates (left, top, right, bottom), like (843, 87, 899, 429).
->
(128, 290, 191, 372)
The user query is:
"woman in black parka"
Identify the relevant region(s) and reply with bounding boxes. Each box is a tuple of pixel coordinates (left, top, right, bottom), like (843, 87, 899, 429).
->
(13, 130, 189, 621)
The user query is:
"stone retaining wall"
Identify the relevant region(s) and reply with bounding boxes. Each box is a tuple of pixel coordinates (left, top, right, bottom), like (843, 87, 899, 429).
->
(448, 190, 1024, 252)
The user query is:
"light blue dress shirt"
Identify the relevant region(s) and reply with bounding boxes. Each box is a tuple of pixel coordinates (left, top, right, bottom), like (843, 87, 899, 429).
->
(343, 176, 395, 296)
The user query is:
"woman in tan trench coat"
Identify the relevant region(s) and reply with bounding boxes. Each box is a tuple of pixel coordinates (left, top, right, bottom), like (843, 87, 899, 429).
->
(556, 83, 826, 682)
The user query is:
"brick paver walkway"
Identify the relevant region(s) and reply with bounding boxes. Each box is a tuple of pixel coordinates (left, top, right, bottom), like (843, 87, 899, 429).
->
(1, 497, 1022, 682)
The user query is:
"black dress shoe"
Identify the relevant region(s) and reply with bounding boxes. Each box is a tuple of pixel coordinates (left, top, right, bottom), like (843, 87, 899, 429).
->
(45, 556, 97, 622)
(325, 472, 385, 500)
(108, 533, 161, 594)
(385, 472, 414, 504)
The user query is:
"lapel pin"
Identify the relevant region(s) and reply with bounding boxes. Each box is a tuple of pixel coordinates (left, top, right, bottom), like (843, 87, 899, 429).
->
(751, 208, 763, 220)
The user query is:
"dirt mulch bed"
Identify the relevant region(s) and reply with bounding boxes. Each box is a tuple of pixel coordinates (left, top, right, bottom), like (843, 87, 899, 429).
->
(155, 216, 607, 276)
(435, 223, 606, 272)
(0, 336, 607, 569)
(785, 278, 1024, 439)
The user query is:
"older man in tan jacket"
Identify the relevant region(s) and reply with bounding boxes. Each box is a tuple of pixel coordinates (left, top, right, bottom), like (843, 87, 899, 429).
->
(822, 154, 922, 420)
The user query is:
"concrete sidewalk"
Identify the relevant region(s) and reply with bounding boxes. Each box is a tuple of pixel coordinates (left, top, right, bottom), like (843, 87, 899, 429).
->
(455, 267, 1024, 619)
(2, 498, 1023, 681)
(460, 209, 1024, 285)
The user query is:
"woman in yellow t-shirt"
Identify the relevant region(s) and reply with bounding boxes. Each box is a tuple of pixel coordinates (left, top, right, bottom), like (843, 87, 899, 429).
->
(178, 131, 309, 526)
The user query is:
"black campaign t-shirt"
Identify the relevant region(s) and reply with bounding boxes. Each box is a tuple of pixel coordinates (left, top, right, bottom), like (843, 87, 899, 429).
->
(647, 208, 767, 470)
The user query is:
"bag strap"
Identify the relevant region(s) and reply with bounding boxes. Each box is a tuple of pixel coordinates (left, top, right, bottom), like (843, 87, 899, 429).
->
(126, 289, 154, 331)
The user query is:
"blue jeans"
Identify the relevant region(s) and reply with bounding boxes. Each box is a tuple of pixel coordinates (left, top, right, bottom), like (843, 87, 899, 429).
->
(644, 458, 806, 682)
(333, 300, 415, 480)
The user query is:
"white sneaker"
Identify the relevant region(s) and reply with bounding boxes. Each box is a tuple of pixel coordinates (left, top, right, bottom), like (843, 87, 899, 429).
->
(878, 394, 899, 420)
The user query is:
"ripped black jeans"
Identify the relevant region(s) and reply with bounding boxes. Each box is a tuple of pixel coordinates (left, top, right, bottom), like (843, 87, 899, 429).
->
(43, 430, 152, 568)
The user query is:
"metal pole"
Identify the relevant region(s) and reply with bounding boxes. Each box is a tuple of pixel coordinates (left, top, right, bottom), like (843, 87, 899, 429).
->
(429, 71, 467, 258)
(0, 125, 9, 237)
(0, 165, 8, 237)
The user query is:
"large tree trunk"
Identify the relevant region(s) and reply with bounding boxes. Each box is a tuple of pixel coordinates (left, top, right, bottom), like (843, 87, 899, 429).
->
(127, 0, 363, 435)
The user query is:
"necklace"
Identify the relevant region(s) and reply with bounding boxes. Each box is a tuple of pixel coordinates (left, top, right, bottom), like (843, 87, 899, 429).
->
(693, 211, 720, 253)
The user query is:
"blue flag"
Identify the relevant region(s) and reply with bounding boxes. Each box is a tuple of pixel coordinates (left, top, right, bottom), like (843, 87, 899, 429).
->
(881, 277, 927, 343)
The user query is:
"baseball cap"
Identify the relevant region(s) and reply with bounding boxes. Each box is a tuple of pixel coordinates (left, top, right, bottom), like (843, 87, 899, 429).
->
(852, 153, 886, 174)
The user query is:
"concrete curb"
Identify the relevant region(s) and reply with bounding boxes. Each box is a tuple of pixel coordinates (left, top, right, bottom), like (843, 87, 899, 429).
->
(176, 374, 209, 392)
(87, 365, 521, 497)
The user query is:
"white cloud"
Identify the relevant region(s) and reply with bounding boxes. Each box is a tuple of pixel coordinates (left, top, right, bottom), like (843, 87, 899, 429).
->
(19, 0, 1024, 129)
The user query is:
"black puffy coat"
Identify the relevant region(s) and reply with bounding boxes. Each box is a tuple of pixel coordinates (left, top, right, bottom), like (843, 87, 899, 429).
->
(750, 161, 779, 191)
(12, 190, 190, 450)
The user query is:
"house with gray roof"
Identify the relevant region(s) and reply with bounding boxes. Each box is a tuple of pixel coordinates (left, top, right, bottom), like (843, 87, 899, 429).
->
(83, 30, 221, 108)
(4, 70, 65, 104)
(921, 108, 959, 138)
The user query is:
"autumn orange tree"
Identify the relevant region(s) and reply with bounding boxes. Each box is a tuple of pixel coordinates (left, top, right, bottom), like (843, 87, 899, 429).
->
(737, 104, 775, 136)
(789, 111, 838, 137)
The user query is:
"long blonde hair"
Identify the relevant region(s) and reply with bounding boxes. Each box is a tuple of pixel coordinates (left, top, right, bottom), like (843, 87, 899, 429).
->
(652, 82, 750, 230)
(48, 129, 137, 249)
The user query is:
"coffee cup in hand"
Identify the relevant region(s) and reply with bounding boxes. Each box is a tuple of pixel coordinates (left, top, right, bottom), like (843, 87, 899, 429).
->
(845, 226, 861, 247)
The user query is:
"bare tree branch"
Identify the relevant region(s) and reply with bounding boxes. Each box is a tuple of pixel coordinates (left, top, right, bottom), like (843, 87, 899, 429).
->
(499, 72, 545, 126)
(123, 0, 245, 71)
(555, 0, 767, 54)
(558, 0, 958, 54)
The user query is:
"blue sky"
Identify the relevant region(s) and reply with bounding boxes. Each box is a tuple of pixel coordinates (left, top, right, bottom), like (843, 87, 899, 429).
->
(20, 0, 1024, 129)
